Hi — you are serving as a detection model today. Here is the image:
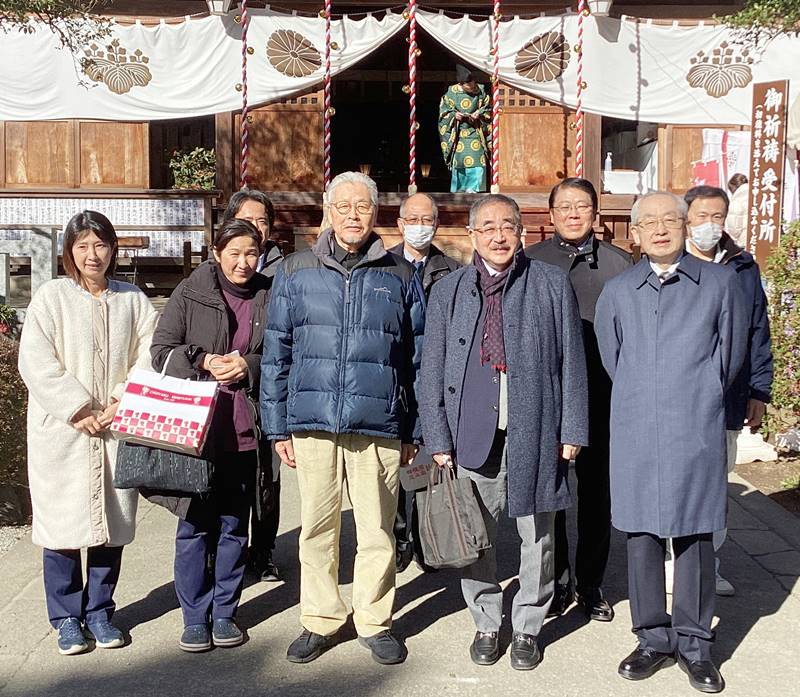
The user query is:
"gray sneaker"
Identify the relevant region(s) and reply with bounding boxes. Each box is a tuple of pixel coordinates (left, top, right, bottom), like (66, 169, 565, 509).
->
(57, 618, 88, 656)
(358, 630, 408, 665)
(86, 620, 125, 649)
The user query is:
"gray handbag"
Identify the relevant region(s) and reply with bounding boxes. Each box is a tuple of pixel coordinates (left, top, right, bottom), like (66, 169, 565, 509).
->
(415, 464, 491, 569)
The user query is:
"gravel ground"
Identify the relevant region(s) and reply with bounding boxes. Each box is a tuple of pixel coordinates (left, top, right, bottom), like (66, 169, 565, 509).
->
(0, 524, 30, 558)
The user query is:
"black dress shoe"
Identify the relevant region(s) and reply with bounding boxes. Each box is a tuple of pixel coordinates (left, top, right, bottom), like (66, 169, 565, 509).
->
(575, 587, 615, 622)
(618, 647, 676, 680)
(678, 655, 725, 693)
(546, 582, 574, 617)
(286, 629, 337, 663)
(469, 631, 499, 666)
(510, 632, 542, 671)
(395, 542, 413, 573)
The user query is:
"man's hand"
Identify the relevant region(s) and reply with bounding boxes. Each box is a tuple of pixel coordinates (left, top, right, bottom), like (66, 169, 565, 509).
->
(205, 354, 248, 386)
(432, 451, 454, 469)
(745, 398, 767, 430)
(275, 438, 296, 468)
(71, 406, 104, 436)
(560, 443, 581, 461)
(401, 443, 418, 467)
(97, 400, 119, 429)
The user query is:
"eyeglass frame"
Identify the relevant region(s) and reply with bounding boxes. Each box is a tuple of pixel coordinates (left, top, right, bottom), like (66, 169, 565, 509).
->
(329, 200, 375, 216)
(467, 223, 521, 237)
(551, 202, 595, 216)
(634, 215, 687, 232)
(401, 216, 436, 226)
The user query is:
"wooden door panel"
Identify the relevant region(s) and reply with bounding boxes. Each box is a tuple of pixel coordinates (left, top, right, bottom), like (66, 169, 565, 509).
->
(4, 121, 74, 186)
(79, 121, 148, 187)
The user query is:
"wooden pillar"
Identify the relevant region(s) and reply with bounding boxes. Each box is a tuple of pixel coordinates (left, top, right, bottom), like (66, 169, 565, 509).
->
(215, 111, 235, 202)
(582, 111, 602, 192)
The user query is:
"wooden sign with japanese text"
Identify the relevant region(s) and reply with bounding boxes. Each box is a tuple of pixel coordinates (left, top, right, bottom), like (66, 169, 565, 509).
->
(747, 80, 789, 266)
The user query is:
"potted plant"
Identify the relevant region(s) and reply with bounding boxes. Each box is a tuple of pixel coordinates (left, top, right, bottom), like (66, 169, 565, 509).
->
(169, 147, 216, 190)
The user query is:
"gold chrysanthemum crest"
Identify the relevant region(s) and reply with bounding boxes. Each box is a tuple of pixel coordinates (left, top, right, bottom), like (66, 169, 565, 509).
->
(266, 30, 322, 78)
(515, 32, 571, 82)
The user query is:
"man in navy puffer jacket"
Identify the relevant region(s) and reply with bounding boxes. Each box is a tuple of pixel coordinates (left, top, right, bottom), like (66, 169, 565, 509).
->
(261, 172, 425, 666)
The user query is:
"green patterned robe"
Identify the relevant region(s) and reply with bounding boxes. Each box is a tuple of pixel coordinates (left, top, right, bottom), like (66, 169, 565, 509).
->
(438, 83, 491, 172)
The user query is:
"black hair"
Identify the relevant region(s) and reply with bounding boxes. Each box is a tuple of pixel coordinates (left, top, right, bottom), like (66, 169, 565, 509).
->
(62, 210, 118, 283)
(548, 177, 598, 210)
(222, 188, 276, 232)
(213, 218, 262, 252)
(684, 185, 729, 213)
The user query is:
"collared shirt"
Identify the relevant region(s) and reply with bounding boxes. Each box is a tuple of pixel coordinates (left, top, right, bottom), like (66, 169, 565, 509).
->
(649, 260, 680, 283)
(332, 236, 366, 271)
(481, 258, 502, 277)
(684, 240, 726, 264)
(402, 247, 428, 266)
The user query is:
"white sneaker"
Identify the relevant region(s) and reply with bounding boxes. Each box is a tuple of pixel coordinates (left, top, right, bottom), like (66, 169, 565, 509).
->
(715, 571, 735, 596)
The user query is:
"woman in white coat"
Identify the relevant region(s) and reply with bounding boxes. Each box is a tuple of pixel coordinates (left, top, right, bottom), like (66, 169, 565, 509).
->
(18, 211, 157, 656)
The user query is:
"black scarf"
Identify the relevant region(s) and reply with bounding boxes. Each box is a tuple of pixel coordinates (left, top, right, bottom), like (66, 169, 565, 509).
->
(474, 251, 510, 372)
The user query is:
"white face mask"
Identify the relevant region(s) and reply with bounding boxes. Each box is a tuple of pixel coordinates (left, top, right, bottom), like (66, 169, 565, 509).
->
(689, 222, 723, 251)
(403, 224, 436, 250)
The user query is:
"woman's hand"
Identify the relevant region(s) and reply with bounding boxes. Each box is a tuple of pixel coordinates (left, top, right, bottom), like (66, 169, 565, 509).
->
(97, 401, 119, 429)
(208, 355, 248, 385)
(71, 406, 105, 436)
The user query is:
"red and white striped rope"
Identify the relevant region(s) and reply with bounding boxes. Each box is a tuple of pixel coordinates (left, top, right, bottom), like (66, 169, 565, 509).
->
(323, 0, 333, 191)
(408, 1, 418, 194)
(491, 1, 501, 193)
(575, 0, 587, 178)
(239, 0, 250, 188)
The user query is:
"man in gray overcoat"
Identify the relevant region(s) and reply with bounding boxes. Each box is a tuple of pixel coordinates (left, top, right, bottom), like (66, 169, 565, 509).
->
(595, 191, 748, 694)
(419, 194, 588, 671)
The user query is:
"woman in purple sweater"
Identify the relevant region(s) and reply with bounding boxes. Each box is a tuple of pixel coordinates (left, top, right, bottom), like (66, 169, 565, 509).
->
(150, 219, 272, 652)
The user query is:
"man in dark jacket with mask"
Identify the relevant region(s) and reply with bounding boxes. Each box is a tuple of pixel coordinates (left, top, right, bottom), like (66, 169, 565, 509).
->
(388, 192, 460, 573)
(261, 172, 425, 667)
(684, 185, 773, 597)
(526, 178, 632, 622)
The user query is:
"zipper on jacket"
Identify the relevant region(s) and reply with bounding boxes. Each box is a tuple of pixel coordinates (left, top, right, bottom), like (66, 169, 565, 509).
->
(334, 274, 351, 431)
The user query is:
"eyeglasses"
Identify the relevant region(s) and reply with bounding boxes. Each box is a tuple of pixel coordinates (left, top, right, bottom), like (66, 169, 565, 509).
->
(552, 203, 594, 215)
(470, 224, 520, 237)
(331, 201, 375, 215)
(403, 216, 435, 226)
(636, 216, 685, 232)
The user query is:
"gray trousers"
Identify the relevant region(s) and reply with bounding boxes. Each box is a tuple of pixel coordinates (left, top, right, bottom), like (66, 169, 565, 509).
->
(458, 446, 555, 636)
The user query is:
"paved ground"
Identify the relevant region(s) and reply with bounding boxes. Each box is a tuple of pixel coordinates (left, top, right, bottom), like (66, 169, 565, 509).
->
(0, 470, 798, 697)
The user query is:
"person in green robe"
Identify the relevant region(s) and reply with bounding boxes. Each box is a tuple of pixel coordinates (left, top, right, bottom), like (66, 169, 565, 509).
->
(438, 66, 491, 193)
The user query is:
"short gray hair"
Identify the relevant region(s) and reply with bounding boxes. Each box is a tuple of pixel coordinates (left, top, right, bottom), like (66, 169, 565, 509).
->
(468, 194, 522, 229)
(399, 193, 438, 221)
(630, 190, 688, 225)
(327, 171, 379, 207)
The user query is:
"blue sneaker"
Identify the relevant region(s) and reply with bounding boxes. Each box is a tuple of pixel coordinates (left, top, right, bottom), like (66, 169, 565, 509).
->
(86, 620, 125, 649)
(57, 618, 88, 656)
(179, 624, 212, 653)
(212, 618, 244, 647)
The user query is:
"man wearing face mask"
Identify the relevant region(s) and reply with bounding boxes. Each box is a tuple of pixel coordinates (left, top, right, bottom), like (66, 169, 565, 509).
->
(389, 192, 461, 572)
(684, 185, 773, 598)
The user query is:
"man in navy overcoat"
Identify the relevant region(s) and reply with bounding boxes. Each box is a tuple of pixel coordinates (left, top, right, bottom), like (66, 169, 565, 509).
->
(595, 191, 748, 694)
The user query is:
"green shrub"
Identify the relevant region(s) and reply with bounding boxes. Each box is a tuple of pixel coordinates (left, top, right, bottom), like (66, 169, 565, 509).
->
(764, 220, 800, 438)
(0, 334, 27, 488)
(169, 147, 216, 190)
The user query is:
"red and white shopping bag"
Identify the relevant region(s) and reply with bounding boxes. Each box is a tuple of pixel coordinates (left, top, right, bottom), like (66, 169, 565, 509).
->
(110, 365, 218, 456)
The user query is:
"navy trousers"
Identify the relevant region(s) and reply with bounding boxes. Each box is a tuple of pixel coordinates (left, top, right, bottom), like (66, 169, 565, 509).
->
(43, 545, 123, 628)
(174, 452, 256, 626)
(627, 532, 715, 661)
(553, 437, 612, 593)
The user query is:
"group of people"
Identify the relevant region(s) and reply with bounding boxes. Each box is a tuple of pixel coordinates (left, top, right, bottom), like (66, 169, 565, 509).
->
(18, 169, 771, 694)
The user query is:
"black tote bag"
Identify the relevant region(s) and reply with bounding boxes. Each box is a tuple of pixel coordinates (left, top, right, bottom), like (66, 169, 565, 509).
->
(114, 441, 213, 495)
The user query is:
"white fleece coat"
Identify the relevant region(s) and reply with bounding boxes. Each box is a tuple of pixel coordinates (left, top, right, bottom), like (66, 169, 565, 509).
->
(18, 279, 158, 549)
